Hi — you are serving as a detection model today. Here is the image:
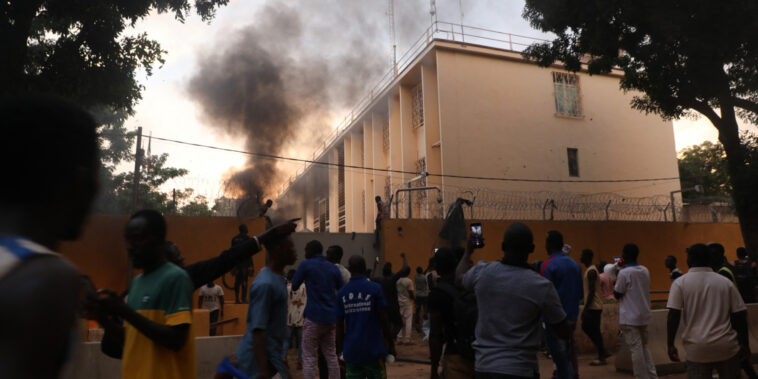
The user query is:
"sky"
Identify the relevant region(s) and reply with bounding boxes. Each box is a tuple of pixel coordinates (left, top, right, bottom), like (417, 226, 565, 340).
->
(122, 0, 751, 200)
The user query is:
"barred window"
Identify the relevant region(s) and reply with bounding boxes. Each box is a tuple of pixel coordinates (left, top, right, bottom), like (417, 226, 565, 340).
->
(412, 84, 424, 129)
(552, 72, 581, 116)
(567, 148, 579, 177)
(382, 122, 390, 152)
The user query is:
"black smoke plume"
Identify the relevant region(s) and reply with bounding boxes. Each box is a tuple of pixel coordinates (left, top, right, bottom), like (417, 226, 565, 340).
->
(188, 1, 429, 216)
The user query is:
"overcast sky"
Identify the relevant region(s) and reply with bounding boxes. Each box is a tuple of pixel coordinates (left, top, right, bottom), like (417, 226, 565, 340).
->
(123, 0, 747, 200)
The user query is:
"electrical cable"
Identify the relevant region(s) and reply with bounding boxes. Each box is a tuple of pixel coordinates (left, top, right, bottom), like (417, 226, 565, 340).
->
(148, 135, 680, 184)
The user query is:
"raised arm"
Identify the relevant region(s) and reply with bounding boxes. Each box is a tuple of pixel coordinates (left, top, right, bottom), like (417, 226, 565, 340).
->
(184, 219, 299, 289)
(391, 253, 411, 282)
(455, 240, 476, 286)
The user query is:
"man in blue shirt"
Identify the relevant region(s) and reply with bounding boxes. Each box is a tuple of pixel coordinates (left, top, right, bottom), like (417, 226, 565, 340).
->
(541, 230, 583, 379)
(337, 255, 396, 379)
(233, 233, 297, 378)
(292, 240, 345, 379)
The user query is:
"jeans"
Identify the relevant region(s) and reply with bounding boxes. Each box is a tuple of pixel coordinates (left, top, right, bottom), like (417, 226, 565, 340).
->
(302, 319, 340, 379)
(621, 325, 658, 379)
(209, 309, 220, 336)
(687, 353, 741, 379)
(283, 325, 303, 364)
(544, 323, 575, 379)
(581, 309, 606, 359)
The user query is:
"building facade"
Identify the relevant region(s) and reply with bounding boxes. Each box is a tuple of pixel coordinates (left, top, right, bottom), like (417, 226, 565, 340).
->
(277, 37, 681, 233)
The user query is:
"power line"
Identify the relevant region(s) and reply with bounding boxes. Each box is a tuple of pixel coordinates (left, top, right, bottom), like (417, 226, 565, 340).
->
(148, 135, 680, 184)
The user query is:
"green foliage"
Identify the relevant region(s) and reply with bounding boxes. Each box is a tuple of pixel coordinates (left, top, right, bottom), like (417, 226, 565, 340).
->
(521, 0, 758, 251)
(678, 141, 731, 201)
(1, 0, 229, 116)
(521, 0, 758, 123)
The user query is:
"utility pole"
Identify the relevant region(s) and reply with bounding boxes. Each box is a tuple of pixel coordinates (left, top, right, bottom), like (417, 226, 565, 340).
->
(127, 126, 143, 289)
(130, 127, 143, 213)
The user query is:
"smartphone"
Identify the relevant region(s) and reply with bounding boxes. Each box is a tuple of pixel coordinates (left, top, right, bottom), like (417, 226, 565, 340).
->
(470, 223, 484, 248)
(613, 257, 621, 264)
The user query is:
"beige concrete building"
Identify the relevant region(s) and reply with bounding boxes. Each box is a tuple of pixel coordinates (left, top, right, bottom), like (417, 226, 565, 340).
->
(277, 25, 681, 233)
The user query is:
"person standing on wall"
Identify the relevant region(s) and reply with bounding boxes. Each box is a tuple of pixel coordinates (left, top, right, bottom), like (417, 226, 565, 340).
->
(292, 240, 345, 379)
(199, 282, 225, 336)
(580, 249, 611, 366)
(614, 243, 658, 379)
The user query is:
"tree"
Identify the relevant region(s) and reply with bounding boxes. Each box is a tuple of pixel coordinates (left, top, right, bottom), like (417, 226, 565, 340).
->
(180, 195, 216, 216)
(98, 153, 188, 214)
(521, 0, 758, 254)
(678, 141, 731, 202)
(1, 0, 229, 115)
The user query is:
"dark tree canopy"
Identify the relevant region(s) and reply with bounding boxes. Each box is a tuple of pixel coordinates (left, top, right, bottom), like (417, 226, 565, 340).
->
(678, 141, 731, 202)
(1, 0, 229, 115)
(522, 0, 758, 254)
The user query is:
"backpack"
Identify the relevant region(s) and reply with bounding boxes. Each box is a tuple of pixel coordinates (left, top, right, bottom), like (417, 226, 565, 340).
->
(733, 261, 757, 303)
(435, 281, 477, 360)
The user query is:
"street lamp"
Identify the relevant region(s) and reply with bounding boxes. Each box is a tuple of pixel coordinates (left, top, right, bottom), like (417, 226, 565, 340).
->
(670, 185, 704, 222)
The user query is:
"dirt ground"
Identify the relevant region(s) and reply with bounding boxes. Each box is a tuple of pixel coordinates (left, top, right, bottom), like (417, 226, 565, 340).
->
(284, 329, 695, 378)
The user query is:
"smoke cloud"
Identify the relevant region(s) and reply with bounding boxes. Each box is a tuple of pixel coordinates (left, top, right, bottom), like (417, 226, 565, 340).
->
(188, 0, 431, 216)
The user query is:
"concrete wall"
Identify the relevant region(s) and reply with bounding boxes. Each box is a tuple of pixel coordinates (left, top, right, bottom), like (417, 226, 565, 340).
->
(435, 45, 679, 198)
(380, 219, 744, 297)
(61, 335, 244, 379)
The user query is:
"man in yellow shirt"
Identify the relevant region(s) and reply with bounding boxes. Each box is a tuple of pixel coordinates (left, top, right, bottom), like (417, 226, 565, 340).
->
(94, 210, 196, 379)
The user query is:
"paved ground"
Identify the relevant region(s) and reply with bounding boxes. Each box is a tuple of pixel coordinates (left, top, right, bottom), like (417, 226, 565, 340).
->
(283, 330, 697, 378)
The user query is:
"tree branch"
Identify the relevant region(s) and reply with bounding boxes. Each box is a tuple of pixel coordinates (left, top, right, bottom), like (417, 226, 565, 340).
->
(733, 97, 758, 117)
(691, 101, 723, 128)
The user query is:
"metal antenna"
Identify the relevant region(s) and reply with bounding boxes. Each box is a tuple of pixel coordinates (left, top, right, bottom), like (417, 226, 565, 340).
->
(388, 0, 397, 75)
(430, 0, 437, 26)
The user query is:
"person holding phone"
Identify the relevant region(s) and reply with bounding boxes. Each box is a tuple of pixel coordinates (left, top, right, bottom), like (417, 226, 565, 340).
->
(457, 223, 570, 378)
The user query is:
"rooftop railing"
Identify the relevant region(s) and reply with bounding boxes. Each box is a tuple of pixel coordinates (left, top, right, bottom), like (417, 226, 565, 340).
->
(277, 21, 550, 198)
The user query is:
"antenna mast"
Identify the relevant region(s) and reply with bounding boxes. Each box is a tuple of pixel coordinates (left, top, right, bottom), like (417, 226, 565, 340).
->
(388, 0, 397, 75)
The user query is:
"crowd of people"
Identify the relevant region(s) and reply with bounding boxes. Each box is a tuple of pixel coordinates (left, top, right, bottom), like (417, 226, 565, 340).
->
(2, 96, 757, 379)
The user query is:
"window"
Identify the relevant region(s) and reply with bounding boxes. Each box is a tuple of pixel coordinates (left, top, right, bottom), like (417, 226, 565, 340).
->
(552, 72, 581, 116)
(412, 84, 424, 129)
(382, 122, 390, 152)
(567, 148, 579, 177)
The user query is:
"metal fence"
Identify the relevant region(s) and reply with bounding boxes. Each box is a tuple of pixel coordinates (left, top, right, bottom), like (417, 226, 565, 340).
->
(392, 186, 738, 223)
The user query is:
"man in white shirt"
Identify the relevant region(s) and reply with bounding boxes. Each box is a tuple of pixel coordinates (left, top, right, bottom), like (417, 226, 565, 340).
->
(614, 243, 658, 379)
(198, 282, 224, 335)
(667, 243, 750, 379)
(396, 275, 415, 344)
(327, 245, 351, 285)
